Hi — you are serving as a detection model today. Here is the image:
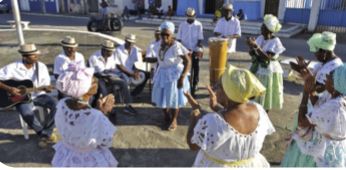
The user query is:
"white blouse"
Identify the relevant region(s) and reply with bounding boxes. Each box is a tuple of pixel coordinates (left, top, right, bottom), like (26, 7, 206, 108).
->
(52, 98, 118, 167)
(191, 102, 275, 167)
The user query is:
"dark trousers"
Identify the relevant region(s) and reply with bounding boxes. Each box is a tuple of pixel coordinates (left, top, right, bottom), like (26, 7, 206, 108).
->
(15, 94, 58, 138)
(190, 52, 200, 96)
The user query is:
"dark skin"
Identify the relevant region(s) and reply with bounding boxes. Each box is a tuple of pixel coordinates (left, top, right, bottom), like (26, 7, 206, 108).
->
(63, 46, 77, 60)
(186, 82, 260, 151)
(246, 24, 276, 61)
(0, 53, 39, 96)
(145, 28, 191, 130)
(214, 8, 241, 40)
(115, 40, 141, 80)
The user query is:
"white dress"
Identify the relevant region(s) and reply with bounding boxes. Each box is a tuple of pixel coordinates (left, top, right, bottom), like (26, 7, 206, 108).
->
(191, 102, 275, 167)
(52, 98, 118, 167)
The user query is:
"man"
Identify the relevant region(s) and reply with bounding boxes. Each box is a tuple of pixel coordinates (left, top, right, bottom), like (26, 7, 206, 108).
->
(214, 3, 241, 57)
(144, 27, 161, 90)
(54, 36, 85, 98)
(89, 40, 136, 115)
(177, 8, 204, 97)
(0, 44, 58, 148)
(99, 0, 109, 17)
(114, 34, 149, 100)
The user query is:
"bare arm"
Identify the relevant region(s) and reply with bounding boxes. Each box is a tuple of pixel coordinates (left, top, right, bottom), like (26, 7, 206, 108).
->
(187, 109, 202, 151)
(116, 64, 135, 77)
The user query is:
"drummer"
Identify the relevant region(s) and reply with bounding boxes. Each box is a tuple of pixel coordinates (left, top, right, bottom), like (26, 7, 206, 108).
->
(89, 40, 137, 116)
(214, 3, 241, 58)
(114, 34, 150, 98)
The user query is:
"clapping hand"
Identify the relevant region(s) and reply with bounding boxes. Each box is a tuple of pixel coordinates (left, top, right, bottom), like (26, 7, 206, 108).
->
(97, 94, 115, 114)
(207, 85, 218, 111)
(246, 37, 258, 49)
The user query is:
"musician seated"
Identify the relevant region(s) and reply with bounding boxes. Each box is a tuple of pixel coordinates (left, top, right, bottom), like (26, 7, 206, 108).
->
(89, 40, 138, 116)
(0, 44, 58, 148)
(114, 34, 150, 97)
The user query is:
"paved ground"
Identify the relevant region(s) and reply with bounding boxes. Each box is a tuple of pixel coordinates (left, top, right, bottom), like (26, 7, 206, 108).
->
(0, 12, 344, 167)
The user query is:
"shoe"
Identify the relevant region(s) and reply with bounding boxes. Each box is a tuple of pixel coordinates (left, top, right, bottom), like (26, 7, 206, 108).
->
(123, 105, 138, 116)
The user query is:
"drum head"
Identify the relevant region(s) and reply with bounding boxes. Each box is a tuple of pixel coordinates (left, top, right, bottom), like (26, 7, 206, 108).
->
(131, 72, 145, 85)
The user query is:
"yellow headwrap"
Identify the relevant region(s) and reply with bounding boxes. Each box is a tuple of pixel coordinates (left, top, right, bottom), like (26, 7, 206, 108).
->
(263, 14, 282, 33)
(307, 31, 336, 52)
(221, 65, 266, 103)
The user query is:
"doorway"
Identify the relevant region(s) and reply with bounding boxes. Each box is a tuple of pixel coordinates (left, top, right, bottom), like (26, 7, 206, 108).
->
(264, 0, 280, 16)
(204, 0, 223, 14)
(87, 0, 99, 12)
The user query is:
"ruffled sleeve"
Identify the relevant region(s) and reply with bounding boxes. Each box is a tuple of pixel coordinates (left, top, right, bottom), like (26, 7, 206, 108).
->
(92, 109, 116, 148)
(191, 113, 223, 151)
(266, 38, 286, 56)
(255, 103, 276, 135)
(308, 97, 346, 138)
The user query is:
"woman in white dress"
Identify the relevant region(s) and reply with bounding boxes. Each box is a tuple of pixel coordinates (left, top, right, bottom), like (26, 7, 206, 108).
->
(246, 14, 286, 112)
(185, 65, 275, 167)
(149, 21, 191, 131)
(52, 67, 118, 167)
(297, 63, 346, 167)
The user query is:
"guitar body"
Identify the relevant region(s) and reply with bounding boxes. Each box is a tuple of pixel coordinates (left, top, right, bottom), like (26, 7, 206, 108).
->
(0, 79, 33, 109)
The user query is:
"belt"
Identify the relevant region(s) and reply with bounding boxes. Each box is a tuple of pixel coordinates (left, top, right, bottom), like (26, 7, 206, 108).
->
(203, 151, 254, 167)
(324, 134, 346, 141)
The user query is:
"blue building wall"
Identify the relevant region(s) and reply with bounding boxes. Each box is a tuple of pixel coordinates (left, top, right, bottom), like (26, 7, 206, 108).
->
(176, 0, 200, 16)
(45, 0, 58, 13)
(29, 0, 42, 13)
(233, 0, 261, 21)
(284, 8, 310, 24)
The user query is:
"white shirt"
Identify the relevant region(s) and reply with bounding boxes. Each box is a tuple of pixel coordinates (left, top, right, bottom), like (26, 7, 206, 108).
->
(114, 44, 141, 74)
(0, 60, 51, 98)
(177, 20, 204, 51)
(214, 17, 242, 53)
(146, 40, 160, 58)
(53, 51, 86, 75)
(88, 50, 117, 73)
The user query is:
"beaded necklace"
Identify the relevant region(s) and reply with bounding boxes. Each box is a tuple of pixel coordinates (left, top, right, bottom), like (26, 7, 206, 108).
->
(159, 45, 170, 61)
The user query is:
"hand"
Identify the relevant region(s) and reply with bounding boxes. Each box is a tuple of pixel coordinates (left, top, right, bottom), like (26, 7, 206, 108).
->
(43, 85, 54, 93)
(296, 56, 311, 69)
(133, 71, 140, 80)
(303, 75, 315, 93)
(183, 92, 200, 110)
(97, 94, 115, 114)
(9, 87, 21, 96)
(177, 76, 184, 89)
(207, 85, 217, 110)
(246, 37, 258, 48)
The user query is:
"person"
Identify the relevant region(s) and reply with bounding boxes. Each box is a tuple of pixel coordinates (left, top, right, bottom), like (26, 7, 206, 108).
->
(185, 65, 275, 167)
(88, 40, 134, 115)
(122, 6, 130, 22)
(149, 21, 191, 131)
(214, 3, 241, 58)
(99, 0, 109, 17)
(166, 5, 174, 20)
(52, 67, 118, 167)
(54, 36, 85, 99)
(293, 62, 346, 167)
(144, 27, 161, 77)
(236, 9, 247, 21)
(156, 5, 163, 19)
(246, 14, 286, 112)
(281, 32, 343, 167)
(213, 8, 222, 25)
(177, 8, 204, 97)
(0, 44, 58, 148)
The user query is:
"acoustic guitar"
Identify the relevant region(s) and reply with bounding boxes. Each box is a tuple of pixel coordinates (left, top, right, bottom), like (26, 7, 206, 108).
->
(0, 80, 54, 109)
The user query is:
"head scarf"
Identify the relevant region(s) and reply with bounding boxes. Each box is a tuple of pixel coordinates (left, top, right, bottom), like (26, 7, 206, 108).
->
(160, 21, 175, 34)
(56, 65, 94, 98)
(221, 65, 266, 103)
(307, 31, 336, 53)
(333, 63, 346, 95)
(263, 14, 282, 33)
(316, 58, 343, 84)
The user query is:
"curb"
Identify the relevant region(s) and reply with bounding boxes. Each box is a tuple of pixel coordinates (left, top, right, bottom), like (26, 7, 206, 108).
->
(21, 12, 89, 20)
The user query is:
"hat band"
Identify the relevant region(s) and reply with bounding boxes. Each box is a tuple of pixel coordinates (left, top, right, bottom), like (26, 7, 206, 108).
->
(19, 49, 38, 54)
(102, 45, 115, 50)
(61, 41, 77, 46)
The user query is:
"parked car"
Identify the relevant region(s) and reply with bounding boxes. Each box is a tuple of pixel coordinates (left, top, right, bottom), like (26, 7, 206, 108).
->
(0, 2, 10, 13)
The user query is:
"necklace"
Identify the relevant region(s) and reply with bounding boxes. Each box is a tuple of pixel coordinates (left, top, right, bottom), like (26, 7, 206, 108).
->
(159, 45, 169, 61)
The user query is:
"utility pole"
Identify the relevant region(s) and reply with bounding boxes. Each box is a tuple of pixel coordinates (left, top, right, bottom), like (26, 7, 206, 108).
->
(11, 0, 25, 45)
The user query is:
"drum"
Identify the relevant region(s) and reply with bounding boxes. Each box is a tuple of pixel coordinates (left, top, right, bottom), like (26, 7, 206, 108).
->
(208, 37, 228, 86)
(130, 72, 146, 86)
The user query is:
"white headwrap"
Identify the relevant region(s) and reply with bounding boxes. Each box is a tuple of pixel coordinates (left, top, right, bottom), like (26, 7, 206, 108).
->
(263, 14, 282, 33)
(56, 65, 95, 98)
(160, 21, 175, 34)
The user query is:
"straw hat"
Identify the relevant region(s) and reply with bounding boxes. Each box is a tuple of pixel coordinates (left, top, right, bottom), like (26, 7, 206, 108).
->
(125, 34, 136, 43)
(61, 36, 78, 48)
(101, 40, 116, 51)
(18, 43, 41, 55)
(186, 8, 196, 17)
(223, 3, 234, 10)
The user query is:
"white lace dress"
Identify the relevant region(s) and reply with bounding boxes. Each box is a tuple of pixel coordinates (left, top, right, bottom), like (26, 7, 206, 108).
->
(52, 98, 118, 167)
(191, 102, 275, 167)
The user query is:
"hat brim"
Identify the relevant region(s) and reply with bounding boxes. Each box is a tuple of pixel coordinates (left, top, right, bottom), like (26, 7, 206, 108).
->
(102, 46, 116, 51)
(18, 49, 41, 55)
(61, 41, 78, 48)
(125, 39, 136, 43)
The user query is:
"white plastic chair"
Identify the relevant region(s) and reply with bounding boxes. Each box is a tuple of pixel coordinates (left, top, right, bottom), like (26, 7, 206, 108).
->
(19, 106, 48, 140)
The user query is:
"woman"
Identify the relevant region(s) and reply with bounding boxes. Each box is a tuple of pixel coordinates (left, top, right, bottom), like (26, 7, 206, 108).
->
(281, 31, 343, 167)
(246, 14, 286, 112)
(295, 64, 346, 167)
(149, 21, 191, 131)
(52, 67, 118, 167)
(186, 65, 275, 167)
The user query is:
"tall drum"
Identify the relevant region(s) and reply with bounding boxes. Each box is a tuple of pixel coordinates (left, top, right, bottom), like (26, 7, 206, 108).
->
(208, 37, 228, 85)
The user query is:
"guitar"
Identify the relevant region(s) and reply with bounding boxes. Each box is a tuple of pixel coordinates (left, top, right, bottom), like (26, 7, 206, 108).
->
(0, 80, 54, 109)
